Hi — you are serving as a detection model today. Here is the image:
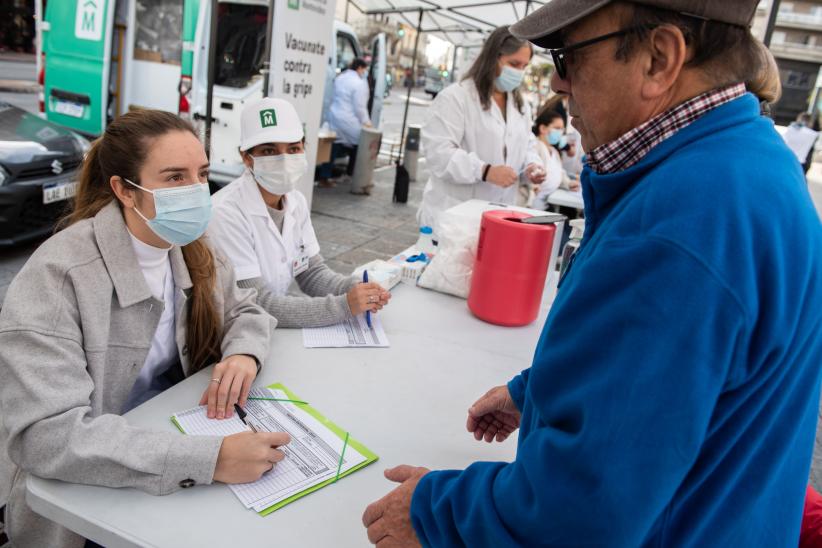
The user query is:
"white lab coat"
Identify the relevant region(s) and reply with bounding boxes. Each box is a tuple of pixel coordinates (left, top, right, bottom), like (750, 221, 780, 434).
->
(562, 123, 585, 178)
(328, 69, 370, 146)
(209, 171, 321, 296)
(535, 139, 564, 195)
(418, 79, 543, 231)
(530, 140, 565, 209)
(782, 123, 819, 164)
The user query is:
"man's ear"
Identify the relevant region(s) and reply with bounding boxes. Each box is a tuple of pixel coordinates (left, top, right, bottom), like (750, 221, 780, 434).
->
(110, 176, 136, 209)
(640, 24, 688, 100)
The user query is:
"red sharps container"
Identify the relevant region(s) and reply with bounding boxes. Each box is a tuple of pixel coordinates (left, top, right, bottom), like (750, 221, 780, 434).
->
(467, 210, 556, 326)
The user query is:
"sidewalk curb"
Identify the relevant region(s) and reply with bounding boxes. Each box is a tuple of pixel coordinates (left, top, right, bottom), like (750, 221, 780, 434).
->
(0, 81, 40, 94)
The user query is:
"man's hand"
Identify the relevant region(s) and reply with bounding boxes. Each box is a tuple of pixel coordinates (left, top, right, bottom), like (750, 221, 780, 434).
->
(466, 385, 521, 443)
(362, 465, 430, 546)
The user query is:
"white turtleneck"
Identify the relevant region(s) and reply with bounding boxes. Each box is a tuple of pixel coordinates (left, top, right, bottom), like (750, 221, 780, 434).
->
(123, 230, 179, 412)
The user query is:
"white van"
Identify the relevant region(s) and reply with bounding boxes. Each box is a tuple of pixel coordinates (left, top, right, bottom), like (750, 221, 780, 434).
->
(39, 0, 385, 184)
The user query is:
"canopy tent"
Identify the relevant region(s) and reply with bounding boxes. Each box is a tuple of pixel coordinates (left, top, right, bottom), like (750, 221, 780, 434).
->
(345, 0, 549, 49)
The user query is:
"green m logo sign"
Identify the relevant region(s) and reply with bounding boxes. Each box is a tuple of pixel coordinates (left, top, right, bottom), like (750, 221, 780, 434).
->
(75, 0, 104, 41)
(260, 109, 278, 128)
(288, 0, 300, 10)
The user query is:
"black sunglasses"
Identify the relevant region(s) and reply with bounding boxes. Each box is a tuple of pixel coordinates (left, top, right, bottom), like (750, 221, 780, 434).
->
(550, 25, 651, 80)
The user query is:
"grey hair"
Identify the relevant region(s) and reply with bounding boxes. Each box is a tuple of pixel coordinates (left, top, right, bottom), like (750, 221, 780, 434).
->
(463, 26, 533, 113)
(615, 3, 764, 90)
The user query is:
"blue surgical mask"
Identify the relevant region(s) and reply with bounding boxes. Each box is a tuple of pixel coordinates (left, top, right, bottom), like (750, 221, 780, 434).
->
(548, 129, 568, 149)
(495, 65, 524, 93)
(125, 178, 212, 246)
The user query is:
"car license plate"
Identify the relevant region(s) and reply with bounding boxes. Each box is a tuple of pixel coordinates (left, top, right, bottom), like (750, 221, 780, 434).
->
(54, 100, 84, 118)
(43, 180, 78, 204)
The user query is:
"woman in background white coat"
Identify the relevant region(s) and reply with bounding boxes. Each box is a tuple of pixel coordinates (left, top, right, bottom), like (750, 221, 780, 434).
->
(418, 26, 545, 231)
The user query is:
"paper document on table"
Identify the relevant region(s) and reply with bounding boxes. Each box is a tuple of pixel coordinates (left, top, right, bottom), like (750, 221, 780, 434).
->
(171, 384, 378, 514)
(302, 314, 390, 348)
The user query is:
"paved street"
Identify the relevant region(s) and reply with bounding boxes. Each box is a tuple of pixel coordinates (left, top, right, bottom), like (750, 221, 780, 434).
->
(0, 91, 36, 111)
(379, 89, 431, 151)
(0, 58, 37, 83)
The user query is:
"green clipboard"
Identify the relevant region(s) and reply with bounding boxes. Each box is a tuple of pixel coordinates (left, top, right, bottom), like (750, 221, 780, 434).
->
(171, 382, 379, 516)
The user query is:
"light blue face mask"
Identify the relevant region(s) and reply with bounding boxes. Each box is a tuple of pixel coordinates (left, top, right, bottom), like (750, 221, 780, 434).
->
(548, 128, 568, 149)
(495, 65, 524, 93)
(125, 178, 212, 246)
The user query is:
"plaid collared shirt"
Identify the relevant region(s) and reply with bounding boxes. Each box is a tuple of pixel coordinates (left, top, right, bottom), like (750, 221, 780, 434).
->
(586, 83, 747, 174)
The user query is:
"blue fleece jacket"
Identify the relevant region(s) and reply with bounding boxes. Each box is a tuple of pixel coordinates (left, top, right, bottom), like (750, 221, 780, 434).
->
(410, 93, 822, 546)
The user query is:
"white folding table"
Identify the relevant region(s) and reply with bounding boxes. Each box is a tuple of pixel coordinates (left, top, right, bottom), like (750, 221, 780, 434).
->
(26, 283, 555, 547)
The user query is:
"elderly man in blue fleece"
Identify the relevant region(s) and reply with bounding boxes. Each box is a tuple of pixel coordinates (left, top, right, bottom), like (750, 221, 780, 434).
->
(362, 1, 822, 546)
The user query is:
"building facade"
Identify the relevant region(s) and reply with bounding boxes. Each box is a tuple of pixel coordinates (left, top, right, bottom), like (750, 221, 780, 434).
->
(755, 0, 822, 124)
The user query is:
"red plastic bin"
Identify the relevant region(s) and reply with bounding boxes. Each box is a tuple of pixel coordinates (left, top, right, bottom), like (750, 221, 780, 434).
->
(468, 210, 556, 327)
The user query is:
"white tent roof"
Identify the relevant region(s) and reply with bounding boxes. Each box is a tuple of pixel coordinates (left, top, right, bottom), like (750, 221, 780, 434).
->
(349, 0, 549, 48)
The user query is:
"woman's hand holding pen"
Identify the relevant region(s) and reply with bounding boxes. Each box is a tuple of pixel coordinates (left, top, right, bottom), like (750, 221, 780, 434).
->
(213, 431, 291, 483)
(200, 354, 258, 419)
(347, 282, 391, 316)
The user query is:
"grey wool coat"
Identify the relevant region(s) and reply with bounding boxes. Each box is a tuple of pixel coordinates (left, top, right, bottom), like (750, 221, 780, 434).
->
(0, 201, 277, 547)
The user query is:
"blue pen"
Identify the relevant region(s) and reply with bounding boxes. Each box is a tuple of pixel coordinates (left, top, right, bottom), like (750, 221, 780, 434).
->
(363, 269, 373, 329)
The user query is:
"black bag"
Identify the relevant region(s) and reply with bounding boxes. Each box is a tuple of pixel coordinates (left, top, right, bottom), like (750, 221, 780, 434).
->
(393, 163, 410, 203)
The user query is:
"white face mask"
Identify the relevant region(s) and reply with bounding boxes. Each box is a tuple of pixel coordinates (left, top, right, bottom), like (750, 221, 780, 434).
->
(250, 153, 307, 195)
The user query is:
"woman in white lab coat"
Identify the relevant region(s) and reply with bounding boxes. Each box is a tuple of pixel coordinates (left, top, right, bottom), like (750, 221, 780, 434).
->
(418, 26, 545, 231)
(209, 97, 390, 328)
(532, 109, 582, 209)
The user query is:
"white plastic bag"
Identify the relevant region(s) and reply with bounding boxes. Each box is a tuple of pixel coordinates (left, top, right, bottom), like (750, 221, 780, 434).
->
(416, 208, 483, 298)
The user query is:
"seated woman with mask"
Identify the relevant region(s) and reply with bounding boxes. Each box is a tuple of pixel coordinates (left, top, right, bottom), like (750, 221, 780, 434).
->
(532, 109, 581, 209)
(209, 98, 390, 328)
(0, 110, 285, 548)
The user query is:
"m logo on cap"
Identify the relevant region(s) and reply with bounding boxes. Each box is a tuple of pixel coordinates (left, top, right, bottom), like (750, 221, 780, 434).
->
(260, 109, 278, 128)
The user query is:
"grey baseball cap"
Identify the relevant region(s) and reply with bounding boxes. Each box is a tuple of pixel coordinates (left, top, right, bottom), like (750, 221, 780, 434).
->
(510, 0, 760, 49)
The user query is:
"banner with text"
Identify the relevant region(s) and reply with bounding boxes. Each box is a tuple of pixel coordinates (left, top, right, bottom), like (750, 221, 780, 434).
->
(270, 0, 335, 206)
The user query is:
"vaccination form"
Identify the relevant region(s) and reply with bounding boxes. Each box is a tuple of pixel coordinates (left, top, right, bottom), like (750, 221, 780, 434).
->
(303, 314, 390, 348)
(172, 386, 374, 513)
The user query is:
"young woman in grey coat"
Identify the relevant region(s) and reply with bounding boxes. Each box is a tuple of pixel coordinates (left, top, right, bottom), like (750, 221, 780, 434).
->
(0, 110, 287, 548)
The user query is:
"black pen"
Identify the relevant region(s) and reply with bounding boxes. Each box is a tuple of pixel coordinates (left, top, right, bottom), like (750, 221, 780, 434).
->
(233, 403, 258, 433)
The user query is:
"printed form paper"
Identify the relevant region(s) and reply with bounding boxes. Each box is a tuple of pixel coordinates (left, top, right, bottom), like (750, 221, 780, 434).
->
(173, 387, 367, 512)
(302, 314, 390, 348)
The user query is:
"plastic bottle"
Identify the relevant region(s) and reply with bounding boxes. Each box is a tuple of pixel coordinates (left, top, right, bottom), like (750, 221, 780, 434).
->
(559, 219, 585, 278)
(416, 226, 436, 258)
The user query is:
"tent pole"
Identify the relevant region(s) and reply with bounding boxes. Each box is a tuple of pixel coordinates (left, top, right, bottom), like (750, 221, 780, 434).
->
(397, 9, 424, 164)
(392, 8, 424, 203)
(261, 0, 276, 97)
(451, 45, 458, 83)
(763, 0, 782, 46)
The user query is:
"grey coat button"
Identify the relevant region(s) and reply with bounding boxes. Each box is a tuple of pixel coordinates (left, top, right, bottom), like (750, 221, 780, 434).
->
(179, 478, 195, 488)
(182, 345, 188, 356)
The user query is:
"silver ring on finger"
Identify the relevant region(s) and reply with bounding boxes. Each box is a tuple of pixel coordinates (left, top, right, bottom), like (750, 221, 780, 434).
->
(211, 378, 221, 384)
